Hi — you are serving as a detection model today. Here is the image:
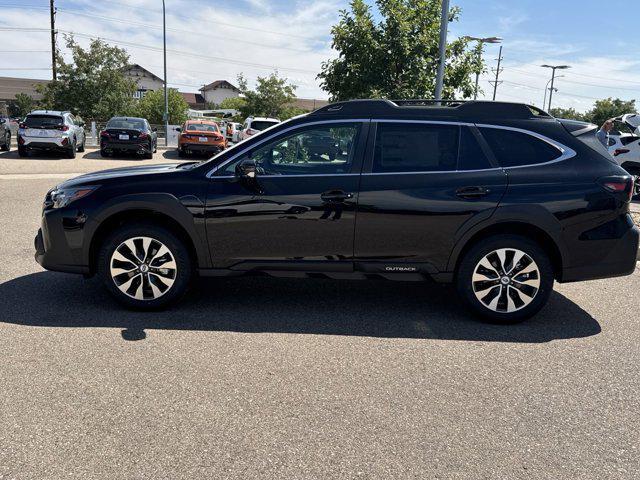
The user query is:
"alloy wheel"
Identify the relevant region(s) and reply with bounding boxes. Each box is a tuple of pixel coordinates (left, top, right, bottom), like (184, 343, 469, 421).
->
(110, 236, 177, 300)
(471, 248, 541, 313)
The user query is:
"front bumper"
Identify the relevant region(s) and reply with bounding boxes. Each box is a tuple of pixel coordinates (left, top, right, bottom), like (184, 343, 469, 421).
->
(34, 207, 90, 275)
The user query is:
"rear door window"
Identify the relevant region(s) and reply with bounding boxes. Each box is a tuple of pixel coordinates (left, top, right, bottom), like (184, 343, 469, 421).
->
(251, 121, 278, 131)
(479, 127, 562, 167)
(372, 123, 459, 173)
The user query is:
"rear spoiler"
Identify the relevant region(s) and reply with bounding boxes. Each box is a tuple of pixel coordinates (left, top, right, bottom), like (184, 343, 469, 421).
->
(556, 118, 597, 136)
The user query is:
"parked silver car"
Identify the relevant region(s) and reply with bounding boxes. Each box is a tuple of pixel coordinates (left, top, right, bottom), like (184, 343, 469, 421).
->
(18, 110, 86, 158)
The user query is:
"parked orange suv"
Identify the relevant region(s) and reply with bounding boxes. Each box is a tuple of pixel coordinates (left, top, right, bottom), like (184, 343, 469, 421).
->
(177, 120, 227, 157)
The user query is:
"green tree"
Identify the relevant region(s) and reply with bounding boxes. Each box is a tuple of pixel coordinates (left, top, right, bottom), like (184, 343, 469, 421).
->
(237, 72, 298, 119)
(584, 98, 637, 128)
(549, 107, 585, 121)
(134, 88, 189, 125)
(37, 35, 137, 120)
(8, 93, 36, 118)
(318, 0, 480, 101)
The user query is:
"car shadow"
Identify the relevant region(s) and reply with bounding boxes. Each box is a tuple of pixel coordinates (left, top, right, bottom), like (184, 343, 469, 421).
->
(0, 272, 601, 343)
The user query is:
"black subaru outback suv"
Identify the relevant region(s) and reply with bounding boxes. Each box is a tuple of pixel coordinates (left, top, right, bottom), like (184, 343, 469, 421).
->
(35, 100, 639, 322)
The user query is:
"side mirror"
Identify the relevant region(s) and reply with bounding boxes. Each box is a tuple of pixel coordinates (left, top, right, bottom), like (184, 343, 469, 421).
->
(235, 159, 257, 179)
(175, 127, 181, 132)
(152, 127, 158, 132)
(0, 118, 5, 124)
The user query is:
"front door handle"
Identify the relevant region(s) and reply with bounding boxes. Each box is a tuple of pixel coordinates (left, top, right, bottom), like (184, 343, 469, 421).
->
(456, 186, 491, 199)
(321, 190, 353, 202)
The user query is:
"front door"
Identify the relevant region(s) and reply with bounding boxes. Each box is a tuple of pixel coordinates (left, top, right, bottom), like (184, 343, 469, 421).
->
(205, 121, 368, 271)
(354, 121, 507, 275)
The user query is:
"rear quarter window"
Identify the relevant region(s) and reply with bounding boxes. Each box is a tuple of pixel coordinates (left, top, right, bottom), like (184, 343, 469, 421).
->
(479, 127, 562, 167)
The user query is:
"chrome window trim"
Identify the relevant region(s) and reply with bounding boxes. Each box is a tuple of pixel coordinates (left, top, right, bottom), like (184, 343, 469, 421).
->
(205, 118, 368, 178)
(374, 118, 474, 127)
(570, 124, 597, 137)
(476, 123, 577, 169)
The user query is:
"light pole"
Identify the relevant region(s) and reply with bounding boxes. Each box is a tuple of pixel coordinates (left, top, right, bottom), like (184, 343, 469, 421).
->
(462, 36, 502, 100)
(162, 0, 169, 146)
(542, 75, 563, 110)
(434, 0, 450, 104)
(541, 64, 570, 111)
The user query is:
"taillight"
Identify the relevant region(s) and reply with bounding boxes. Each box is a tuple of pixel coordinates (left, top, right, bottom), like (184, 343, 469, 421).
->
(139, 132, 149, 140)
(614, 148, 630, 157)
(18, 136, 25, 145)
(19, 123, 26, 129)
(598, 176, 633, 202)
(100, 131, 109, 138)
(58, 125, 69, 131)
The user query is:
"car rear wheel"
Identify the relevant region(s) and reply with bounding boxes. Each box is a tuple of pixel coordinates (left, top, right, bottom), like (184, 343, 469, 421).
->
(97, 224, 192, 309)
(18, 145, 28, 157)
(1, 132, 9, 151)
(66, 139, 76, 159)
(456, 234, 554, 323)
(78, 137, 85, 152)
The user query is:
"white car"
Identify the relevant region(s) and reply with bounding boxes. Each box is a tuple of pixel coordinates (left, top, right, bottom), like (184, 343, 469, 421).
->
(609, 114, 640, 175)
(238, 117, 280, 142)
(17, 110, 86, 158)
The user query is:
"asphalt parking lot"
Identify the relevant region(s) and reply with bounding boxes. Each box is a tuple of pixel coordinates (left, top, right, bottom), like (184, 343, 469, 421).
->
(1, 150, 639, 479)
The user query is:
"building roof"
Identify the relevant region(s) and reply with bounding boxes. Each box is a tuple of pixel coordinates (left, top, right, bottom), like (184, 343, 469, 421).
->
(181, 92, 206, 105)
(200, 80, 239, 93)
(292, 98, 329, 111)
(0, 76, 49, 101)
(122, 64, 164, 84)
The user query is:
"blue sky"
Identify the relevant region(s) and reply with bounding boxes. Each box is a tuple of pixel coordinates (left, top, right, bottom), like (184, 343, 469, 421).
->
(1, 0, 639, 112)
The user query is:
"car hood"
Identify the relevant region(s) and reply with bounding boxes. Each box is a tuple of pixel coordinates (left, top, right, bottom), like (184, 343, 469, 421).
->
(59, 163, 181, 187)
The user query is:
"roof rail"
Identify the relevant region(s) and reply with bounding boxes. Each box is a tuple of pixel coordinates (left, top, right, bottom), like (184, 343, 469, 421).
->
(310, 99, 552, 120)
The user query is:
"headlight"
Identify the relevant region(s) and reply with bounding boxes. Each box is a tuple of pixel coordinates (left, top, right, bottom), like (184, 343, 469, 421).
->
(48, 185, 99, 209)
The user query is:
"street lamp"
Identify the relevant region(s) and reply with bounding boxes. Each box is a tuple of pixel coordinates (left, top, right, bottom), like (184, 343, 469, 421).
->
(543, 75, 563, 110)
(541, 64, 570, 111)
(434, 0, 450, 104)
(462, 36, 502, 100)
(162, 0, 169, 147)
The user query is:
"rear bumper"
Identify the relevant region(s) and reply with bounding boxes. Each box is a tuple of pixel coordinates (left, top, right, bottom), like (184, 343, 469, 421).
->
(179, 143, 224, 154)
(561, 220, 639, 282)
(101, 141, 151, 153)
(20, 136, 69, 149)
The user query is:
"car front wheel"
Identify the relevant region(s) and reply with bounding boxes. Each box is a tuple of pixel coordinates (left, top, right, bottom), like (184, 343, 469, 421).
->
(97, 224, 192, 309)
(456, 234, 554, 323)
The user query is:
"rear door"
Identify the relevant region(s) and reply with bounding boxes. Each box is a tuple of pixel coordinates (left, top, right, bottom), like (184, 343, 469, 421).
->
(354, 120, 507, 275)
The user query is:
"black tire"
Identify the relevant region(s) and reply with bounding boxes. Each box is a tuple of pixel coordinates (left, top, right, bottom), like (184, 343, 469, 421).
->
(1, 132, 9, 151)
(78, 137, 85, 152)
(456, 234, 554, 323)
(178, 148, 186, 158)
(18, 145, 28, 157)
(97, 223, 192, 310)
(143, 141, 153, 159)
(66, 139, 77, 159)
(100, 148, 110, 157)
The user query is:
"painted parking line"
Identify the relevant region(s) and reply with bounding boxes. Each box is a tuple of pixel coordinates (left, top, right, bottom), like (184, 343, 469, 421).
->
(0, 173, 85, 180)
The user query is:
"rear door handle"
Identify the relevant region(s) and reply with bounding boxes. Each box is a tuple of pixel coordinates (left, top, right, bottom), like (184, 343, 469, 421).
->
(456, 186, 491, 199)
(321, 190, 353, 202)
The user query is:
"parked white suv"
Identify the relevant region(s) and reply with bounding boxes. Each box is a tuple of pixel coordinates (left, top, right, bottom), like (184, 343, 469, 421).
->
(18, 110, 86, 158)
(238, 117, 280, 142)
(610, 114, 640, 175)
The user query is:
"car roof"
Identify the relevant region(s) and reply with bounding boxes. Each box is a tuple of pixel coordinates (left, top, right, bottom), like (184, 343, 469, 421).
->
(249, 117, 280, 122)
(28, 110, 68, 116)
(308, 99, 553, 123)
(186, 119, 217, 124)
(108, 117, 147, 121)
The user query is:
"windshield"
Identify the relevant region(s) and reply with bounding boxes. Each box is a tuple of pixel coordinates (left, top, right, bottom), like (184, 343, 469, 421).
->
(107, 118, 146, 130)
(25, 115, 64, 128)
(186, 123, 218, 132)
(251, 120, 279, 131)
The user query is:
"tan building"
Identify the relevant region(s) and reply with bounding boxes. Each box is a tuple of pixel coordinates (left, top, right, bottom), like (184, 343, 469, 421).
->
(0, 76, 48, 115)
(199, 80, 241, 105)
(122, 64, 165, 99)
